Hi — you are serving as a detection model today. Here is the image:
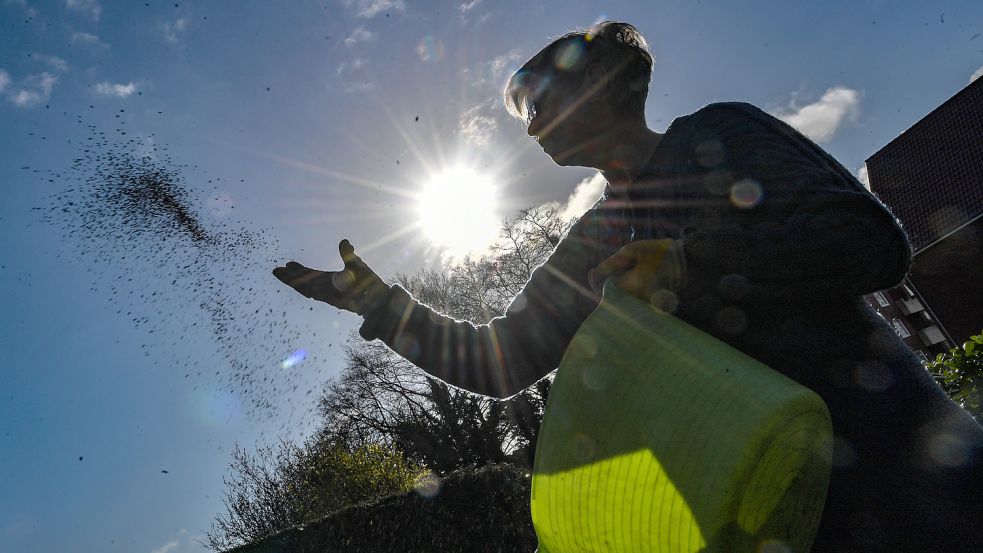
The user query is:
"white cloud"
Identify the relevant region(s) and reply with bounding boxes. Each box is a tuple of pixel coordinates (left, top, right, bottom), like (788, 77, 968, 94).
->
(971, 65, 983, 83)
(149, 529, 188, 553)
(336, 57, 368, 76)
(457, 0, 489, 25)
(70, 30, 109, 48)
(344, 26, 375, 46)
(5, 72, 57, 107)
(0, 69, 10, 92)
(771, 86, 861, 143)
(162, 18, 188, 43)
(343, 81, 375, 93)
(489, 50, 523, 82)
(556, 172, 607, 221)
(9, 0, 39, 18)
(95, 81, 138, 97)
(134, 134, 157, 159)
(857, 164, 870, 190)
(459, 104, 498, 147)
(341, 0, 404, 18)
(149, 539, 180, 553)
(65, 0, 101, 20)
(461, 50, 523, 90)
(32, 53, 68, 72)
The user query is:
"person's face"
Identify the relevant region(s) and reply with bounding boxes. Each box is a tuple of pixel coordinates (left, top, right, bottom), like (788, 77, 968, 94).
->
(521, 64, 612, 168)
(527, 56, 619, 169)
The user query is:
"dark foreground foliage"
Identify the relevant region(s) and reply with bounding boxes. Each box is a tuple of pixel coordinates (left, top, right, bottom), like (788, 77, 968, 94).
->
(227, 464, 537, 553)
(205, 440, 422, 551)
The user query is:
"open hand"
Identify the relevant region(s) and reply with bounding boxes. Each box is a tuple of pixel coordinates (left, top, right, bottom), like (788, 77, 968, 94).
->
(588, 238, 686, 306)
(273, 239, 389, 315)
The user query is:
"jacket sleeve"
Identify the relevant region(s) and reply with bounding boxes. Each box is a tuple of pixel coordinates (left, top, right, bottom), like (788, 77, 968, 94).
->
(674, 102, 912, 304)
(357, 192, 632, 399)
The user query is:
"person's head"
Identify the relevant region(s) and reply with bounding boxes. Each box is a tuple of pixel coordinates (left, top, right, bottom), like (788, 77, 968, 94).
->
(504, 21, 654, 168)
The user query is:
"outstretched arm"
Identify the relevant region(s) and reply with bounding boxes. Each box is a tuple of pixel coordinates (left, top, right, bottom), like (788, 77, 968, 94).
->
(357, 201, 631, 399)
(274, 196, 631, 399)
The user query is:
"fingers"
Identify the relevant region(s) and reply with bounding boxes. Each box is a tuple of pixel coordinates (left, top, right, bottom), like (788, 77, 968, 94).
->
(272, 262, 320, 296)
(273, 261, 306, 278)
(589, 249, 637, 293)
(588, 239, 678, 296)
(339, 239, 358, 264)
(273, 262, 298, 282)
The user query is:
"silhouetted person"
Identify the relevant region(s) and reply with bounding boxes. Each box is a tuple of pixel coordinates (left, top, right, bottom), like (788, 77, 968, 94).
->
(275, 21, 983, 552)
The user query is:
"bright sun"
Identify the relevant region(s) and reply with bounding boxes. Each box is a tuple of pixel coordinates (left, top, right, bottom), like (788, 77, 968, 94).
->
(418, 166, 500, 259)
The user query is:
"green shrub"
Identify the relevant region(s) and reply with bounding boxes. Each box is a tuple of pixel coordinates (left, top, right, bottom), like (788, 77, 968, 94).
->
(926, 331, 983, 419)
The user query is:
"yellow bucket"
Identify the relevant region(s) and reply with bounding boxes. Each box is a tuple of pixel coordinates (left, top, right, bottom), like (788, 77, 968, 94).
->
(531, 282, 832, 553)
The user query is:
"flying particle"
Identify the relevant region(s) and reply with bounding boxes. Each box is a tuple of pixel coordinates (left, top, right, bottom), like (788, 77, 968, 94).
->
(42, 126, 318, 423)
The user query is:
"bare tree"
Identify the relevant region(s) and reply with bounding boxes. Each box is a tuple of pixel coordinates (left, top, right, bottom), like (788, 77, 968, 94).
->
(318, 206, 570, 472)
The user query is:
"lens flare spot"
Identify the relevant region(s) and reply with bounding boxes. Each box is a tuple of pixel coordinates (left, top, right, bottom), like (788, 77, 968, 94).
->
(281, 349, 307, 370)
(927, 433, 970, 467)
(394, 333, 420, 361)
(571, 433, 596, 462)
(416, 36, 445, 62)
(414, 470, 441, 499)
(716, 306, 748, 335)
(758, 539, 792, 553)
(649, 289, 679, 313)
(331, 270, 356, 292)
(831, 436, 856, 467)
(554, 40, 586, 71)
(581, 364, 608, 391)
(854, 361, 894, 392)
(730, 178, 764, 209)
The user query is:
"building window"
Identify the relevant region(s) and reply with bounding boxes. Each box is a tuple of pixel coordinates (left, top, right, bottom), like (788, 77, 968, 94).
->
(872, 291, 890, 307)
(918, 326, 946, 345)
(899, 297, 924, 315)
(891, 318, 911, 338)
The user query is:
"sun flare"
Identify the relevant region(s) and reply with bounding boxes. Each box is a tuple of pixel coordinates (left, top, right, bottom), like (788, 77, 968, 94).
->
(418, 166, 500, 259)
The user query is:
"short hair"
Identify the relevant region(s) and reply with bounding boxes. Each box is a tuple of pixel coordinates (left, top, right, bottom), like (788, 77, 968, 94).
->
(504, 21, 654, 122)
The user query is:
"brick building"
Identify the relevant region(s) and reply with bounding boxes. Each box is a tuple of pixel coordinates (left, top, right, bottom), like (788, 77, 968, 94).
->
(864, 76, 983, 358)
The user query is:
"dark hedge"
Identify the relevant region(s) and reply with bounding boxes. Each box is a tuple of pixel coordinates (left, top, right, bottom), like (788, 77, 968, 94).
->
(228, 463, 537, 553)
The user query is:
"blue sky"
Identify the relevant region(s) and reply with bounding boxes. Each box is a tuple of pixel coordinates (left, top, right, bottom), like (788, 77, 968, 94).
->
(1, 1, 981, 552)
